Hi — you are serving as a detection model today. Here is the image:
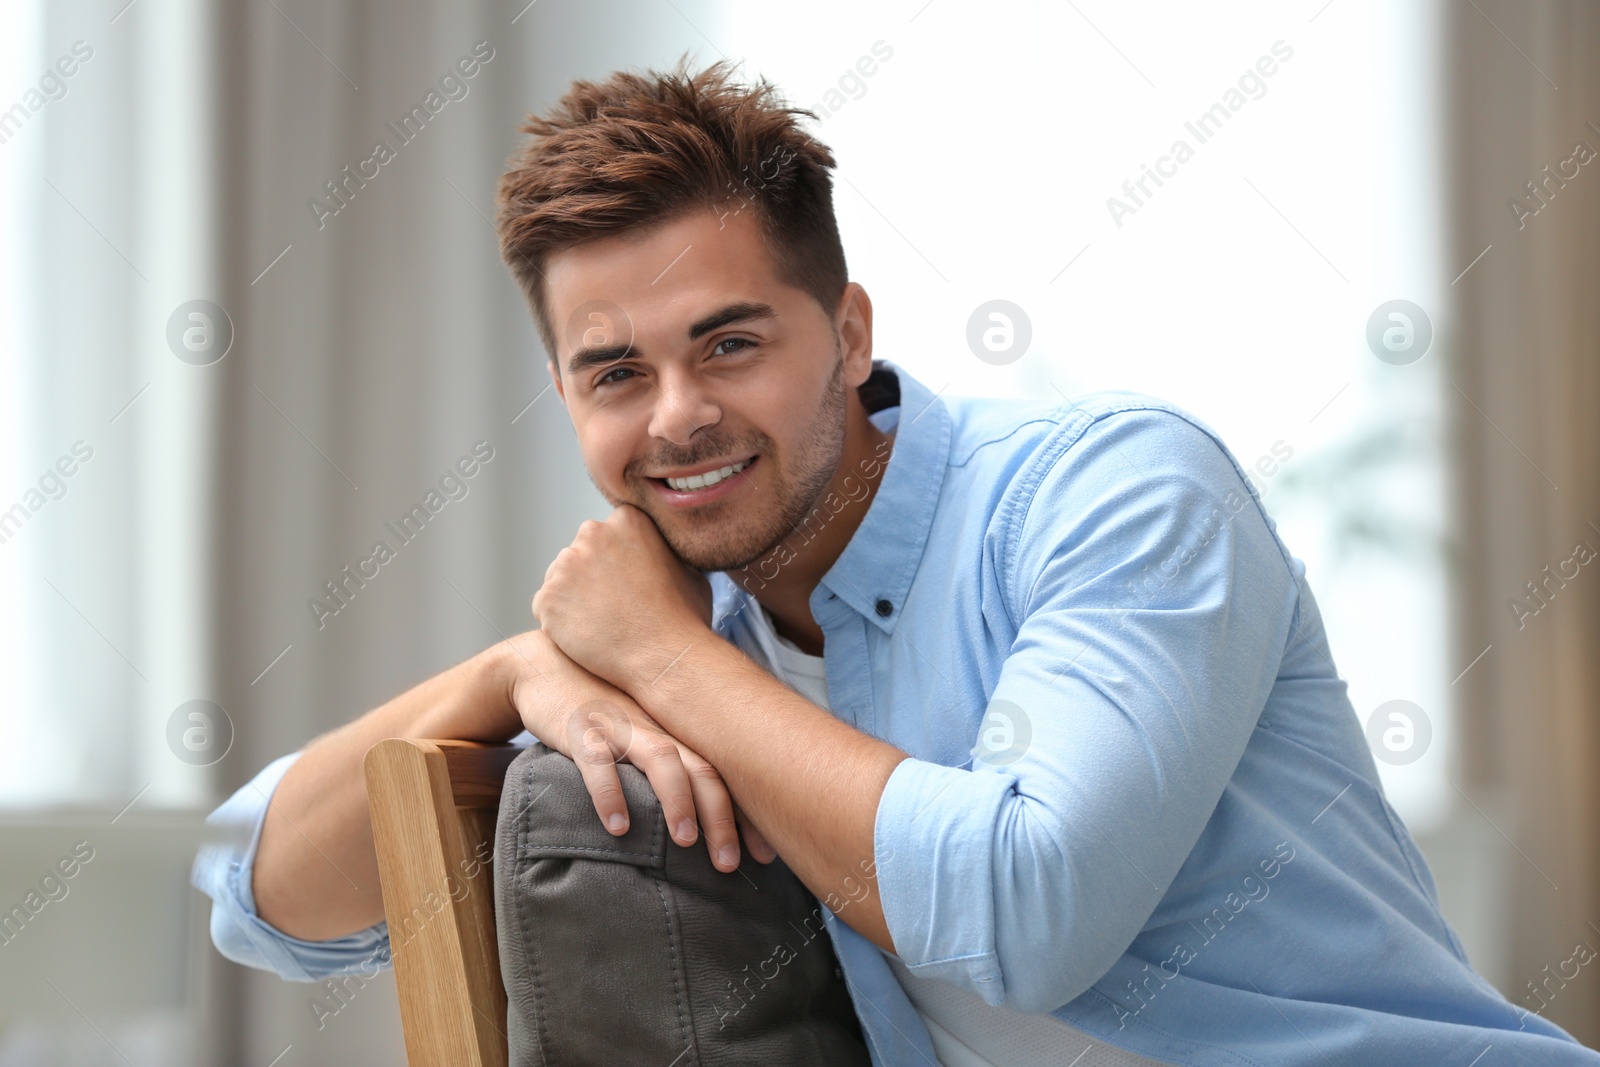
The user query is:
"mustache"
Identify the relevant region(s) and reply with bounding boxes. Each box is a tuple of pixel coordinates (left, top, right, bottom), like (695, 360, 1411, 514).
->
(630, 439, 764, 479)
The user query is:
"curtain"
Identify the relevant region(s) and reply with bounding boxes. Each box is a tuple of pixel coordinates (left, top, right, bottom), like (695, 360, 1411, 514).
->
(5, 1, 721, 1062)
(1447, 0, 1600, 1045)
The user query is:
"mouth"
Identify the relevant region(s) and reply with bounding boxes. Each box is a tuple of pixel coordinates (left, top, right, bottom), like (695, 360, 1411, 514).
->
(647, 454, 758, 507)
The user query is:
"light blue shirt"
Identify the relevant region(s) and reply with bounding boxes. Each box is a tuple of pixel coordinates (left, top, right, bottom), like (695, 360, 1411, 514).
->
(193, 359, 1599, 1066)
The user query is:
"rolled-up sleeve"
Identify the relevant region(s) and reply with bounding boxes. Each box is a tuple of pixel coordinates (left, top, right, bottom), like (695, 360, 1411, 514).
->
(190, 751, 391, 982)
(874, 408, 1300, 1014)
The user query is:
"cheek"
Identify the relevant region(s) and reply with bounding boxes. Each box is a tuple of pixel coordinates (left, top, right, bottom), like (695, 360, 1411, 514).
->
(598, 441, 628, 482)
(766, 387, 827, 450)
(577, 415, 640, 487)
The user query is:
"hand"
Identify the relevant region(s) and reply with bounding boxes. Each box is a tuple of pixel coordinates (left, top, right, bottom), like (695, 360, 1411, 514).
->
(494, 630, 773, 873)
(531, 505, 713, 688)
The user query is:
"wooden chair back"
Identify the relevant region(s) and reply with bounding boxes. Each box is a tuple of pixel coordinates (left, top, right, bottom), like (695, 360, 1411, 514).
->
(364, 738, 519, 1067)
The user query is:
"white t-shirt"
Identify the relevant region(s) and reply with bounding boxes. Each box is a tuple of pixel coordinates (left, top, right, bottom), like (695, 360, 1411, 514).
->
(740, 601, 1168, 1067)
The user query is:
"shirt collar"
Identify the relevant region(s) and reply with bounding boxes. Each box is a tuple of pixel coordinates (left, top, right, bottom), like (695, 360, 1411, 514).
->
(710, 359, 952, 637)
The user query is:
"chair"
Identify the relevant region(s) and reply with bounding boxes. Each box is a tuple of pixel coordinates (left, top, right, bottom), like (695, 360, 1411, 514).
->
(364, 738, 520, 1067)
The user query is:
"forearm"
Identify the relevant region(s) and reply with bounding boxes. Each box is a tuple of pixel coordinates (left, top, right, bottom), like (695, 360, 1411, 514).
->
(629, 632, 909, 952)
(253, 639, 527, 940)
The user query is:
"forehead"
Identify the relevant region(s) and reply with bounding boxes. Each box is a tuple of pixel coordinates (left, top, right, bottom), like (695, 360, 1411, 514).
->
(543, 208, 789, 355)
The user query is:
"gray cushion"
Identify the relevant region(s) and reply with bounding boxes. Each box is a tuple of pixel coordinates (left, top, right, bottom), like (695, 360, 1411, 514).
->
(494, 743, 871, 1066)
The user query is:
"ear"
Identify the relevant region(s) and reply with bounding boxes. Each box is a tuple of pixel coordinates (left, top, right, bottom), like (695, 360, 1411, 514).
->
(834, 282, 874, 387)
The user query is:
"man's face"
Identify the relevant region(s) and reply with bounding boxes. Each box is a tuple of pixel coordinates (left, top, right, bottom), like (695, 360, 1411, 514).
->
(544, 207, 859, 573)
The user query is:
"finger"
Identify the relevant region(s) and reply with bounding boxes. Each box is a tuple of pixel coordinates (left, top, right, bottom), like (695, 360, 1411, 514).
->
(627, 730, 701, 849)
(734, 803, 776, 864)
(680, 749, 741, 873)
(569, 722, 630, 835)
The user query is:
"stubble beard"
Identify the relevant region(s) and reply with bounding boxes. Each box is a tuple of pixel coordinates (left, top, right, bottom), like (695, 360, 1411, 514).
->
(620, 348, 848, 575)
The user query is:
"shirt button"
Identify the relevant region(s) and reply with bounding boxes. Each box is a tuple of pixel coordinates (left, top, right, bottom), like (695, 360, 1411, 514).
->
(875, 598, 893, 617)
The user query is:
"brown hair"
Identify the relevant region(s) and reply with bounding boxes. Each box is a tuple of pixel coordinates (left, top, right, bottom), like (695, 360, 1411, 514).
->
(494, 55, 848, 370)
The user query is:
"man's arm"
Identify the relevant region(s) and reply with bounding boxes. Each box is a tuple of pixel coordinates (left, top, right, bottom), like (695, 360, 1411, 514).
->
(252, 641, 520, 940)
(254, 629, 764, 942)
(527, 508, 909, 952)
(622, 632, 908, 953)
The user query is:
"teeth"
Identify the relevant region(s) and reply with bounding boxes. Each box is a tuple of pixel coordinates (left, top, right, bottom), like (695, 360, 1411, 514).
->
(666, 457, 749, 492)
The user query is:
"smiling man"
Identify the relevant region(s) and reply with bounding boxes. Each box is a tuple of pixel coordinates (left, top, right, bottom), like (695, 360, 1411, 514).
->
(528, 200, 910, 955)
(194, 58, 1600, 1066)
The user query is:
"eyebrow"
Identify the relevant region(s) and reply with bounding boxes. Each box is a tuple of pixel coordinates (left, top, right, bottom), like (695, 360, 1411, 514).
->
(565, 300, 778, 379)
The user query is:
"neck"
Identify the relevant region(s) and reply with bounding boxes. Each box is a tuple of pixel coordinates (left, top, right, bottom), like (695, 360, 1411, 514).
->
(728, 399, 894, 655)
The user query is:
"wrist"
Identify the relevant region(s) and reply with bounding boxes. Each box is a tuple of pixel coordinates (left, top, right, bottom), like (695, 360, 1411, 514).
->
(489, 629, 550, 710)
(629, 626, 740, 716)
(410, 637, 535, 741)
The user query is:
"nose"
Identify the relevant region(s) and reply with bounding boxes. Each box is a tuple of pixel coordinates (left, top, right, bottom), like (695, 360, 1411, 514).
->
(646, 369, 721, 447)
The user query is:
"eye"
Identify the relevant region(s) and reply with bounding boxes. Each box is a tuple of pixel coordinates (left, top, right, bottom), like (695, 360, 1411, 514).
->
(713, 336, 755, 357)
(595, 365, 636, 388)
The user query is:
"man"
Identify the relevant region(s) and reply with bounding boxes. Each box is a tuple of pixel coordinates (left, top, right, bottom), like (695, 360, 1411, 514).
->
(194, 57, 1600, 1065)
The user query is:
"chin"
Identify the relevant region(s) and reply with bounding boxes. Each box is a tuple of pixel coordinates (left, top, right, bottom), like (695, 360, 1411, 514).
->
(660, 520, 777, 574)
